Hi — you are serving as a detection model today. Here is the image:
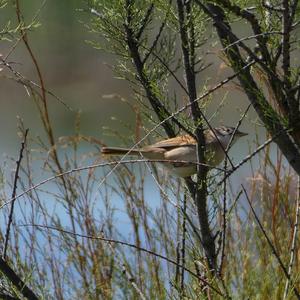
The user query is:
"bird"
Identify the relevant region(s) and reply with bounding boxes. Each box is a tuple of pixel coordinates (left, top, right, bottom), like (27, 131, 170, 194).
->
(101, 126, 247, 177)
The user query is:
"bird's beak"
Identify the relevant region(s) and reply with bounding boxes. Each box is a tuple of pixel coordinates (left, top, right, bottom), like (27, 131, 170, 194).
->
(236, 130, 248, 137)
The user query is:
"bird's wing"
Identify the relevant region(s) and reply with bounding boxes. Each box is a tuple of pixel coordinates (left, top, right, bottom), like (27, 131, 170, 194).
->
(147, 135, 197, 149)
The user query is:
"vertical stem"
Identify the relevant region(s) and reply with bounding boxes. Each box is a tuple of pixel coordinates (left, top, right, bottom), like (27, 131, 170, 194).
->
(176, 0, 216, 271)
(180, 192, 187, 294)
(282, 0, 291, 89)
(3, 129, 28, 259)
(283, 176, 300, 299)
(219, 159, 228, 274)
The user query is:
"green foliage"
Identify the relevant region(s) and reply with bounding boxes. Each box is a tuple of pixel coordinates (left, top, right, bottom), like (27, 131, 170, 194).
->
(86, 0, 210, 123)
(0, 1, 40, 42)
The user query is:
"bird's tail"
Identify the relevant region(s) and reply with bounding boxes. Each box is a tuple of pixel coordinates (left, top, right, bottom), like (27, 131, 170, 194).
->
(101, 147, 143, 156)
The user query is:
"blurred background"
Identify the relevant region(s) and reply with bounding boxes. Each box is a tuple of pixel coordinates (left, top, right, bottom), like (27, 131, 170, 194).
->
(1, 0, 134, 155)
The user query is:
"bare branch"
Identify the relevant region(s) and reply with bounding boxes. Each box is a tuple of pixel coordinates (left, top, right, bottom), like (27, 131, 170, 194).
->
(3, 129, 28, 259)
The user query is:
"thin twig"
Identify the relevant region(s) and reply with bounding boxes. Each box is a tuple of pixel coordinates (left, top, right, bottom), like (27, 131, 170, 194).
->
(0, 57, 72, 111)
(121, 263, 147, 300)
(227, 104, 252, 151)
(98, 225, 147, 300)
(215, 0, 272, 64)
(4, 0, 47, 61)
(20, 223, 225, 297)
(0, 131, 40, 300)
(214, 127, 289, 191)
(143, 159, 178, 207)
(221, 31, 282, 52)
(136, 3, 154, 41)
(180, 192, 187, 294)
(142, 2, 167, 64)
(3, 129, 28, 259)
(2, 158, 226, 210)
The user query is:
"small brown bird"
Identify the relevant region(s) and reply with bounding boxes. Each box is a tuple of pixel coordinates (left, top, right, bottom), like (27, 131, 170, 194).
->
(101, 126, 247, 177)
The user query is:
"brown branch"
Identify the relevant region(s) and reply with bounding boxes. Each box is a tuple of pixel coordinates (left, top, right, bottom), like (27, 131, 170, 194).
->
(15, 1, 52, 148)
(14, 1, 74, 198)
